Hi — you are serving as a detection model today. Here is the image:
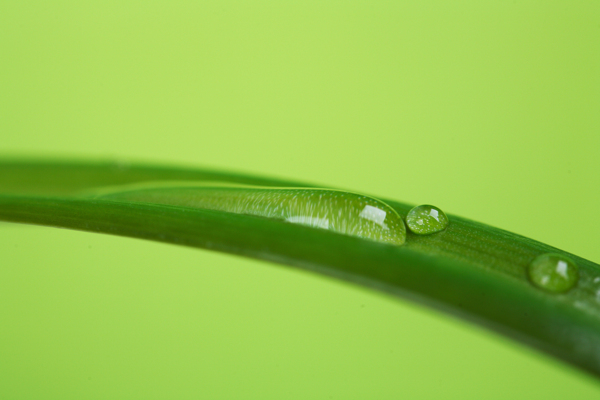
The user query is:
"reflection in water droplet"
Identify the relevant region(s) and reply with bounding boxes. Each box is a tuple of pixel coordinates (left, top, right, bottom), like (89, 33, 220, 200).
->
(405, 205, 449, 235)
(98, 185, 407, 246)
(527, 253, 578, 293)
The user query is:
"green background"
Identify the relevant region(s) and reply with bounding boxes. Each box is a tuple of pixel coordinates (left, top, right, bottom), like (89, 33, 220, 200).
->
(1, 1, 599, 398)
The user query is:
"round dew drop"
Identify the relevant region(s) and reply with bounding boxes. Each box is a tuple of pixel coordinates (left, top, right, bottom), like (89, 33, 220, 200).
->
(405, 205, 449, 235)
(527, 253, 578, 293)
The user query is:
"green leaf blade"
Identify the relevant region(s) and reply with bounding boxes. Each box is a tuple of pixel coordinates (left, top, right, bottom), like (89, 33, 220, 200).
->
(2, 160, 600, 378)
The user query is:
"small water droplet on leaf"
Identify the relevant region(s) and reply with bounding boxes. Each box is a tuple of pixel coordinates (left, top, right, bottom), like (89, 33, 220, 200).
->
(527, 253, 578, 293)
(406, 205, 448, 235)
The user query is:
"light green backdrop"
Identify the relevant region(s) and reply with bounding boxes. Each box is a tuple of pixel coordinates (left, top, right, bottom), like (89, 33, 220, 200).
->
(1, 1, 599, 398)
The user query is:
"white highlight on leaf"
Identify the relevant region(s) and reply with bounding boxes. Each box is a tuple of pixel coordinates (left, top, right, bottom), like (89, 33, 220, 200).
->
(359, 205, 388, 230)
(556, 260, 569, 278)
(286, 215, 330, 230)
(429, 208, 439, 221)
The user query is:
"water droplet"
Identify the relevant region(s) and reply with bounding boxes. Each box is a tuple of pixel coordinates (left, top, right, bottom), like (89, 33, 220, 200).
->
(405, 205, 449, 235)
(527, 253, 578, 293)
(98, 185, 407, 246)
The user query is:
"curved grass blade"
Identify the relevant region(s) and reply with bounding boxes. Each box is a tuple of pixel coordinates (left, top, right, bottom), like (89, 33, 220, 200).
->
(1, 160, 600, 379)
(0, 159, 309, 195)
